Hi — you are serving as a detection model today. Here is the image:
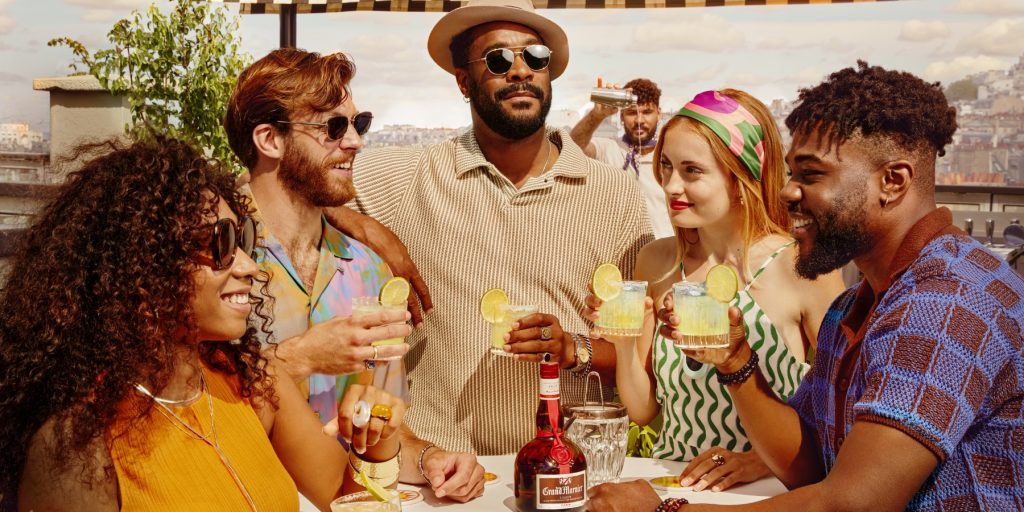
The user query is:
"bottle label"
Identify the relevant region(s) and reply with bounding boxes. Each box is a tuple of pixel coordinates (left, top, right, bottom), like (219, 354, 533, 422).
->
(539, 377, 559, 399)
(535, 471, 586, 509)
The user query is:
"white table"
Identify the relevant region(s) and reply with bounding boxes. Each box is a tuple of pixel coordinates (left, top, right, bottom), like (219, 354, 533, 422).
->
(301, 455, 787, 511)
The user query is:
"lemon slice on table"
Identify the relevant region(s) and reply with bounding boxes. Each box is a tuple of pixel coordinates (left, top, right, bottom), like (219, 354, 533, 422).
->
(479, 288, 510, 324)
(706, 264, 739, 303)
(378, 277, 410, 307)
(591, 263, 623, 301)
(358, 469, 394, 502)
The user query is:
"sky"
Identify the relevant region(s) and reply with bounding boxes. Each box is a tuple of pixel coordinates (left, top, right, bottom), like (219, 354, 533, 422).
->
(1, 0, 1023, 133)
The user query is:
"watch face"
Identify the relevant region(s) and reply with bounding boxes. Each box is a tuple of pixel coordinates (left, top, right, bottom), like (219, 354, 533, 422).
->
(577, 341, 591, 363)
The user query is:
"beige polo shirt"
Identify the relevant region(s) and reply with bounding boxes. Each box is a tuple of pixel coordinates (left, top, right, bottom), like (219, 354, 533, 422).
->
(352, 127, 653, 455)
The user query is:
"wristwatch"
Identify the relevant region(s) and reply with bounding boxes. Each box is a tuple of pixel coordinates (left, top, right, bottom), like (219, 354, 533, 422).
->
(569, 333, 593, 376)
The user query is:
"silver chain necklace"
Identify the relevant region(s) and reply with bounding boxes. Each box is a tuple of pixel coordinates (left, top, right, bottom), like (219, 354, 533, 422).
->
(134, 370, 259, 512)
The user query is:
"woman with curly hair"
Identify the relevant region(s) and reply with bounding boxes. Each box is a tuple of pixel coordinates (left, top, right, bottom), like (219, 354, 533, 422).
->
(584, 89, 845, 492)
(0, 137, 405, 511)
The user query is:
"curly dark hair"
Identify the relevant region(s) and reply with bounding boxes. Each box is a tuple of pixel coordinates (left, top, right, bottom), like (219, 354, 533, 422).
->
(786, 60, 957, 160)
(624, 78, 661, 107)
(0, 137, 275, 499)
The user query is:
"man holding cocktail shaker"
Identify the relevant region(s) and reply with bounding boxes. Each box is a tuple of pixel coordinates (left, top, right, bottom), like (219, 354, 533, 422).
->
(570, 78, 674, 240)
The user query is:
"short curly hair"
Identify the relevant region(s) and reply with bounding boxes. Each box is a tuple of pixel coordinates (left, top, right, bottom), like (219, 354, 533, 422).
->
(0, 137, 275, 499)
(624, 78, 661, 107)
(785, 60, 957, 159)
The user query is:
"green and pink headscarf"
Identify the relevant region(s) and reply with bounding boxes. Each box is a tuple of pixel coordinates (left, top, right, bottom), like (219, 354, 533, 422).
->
(675, 90, 765, 181)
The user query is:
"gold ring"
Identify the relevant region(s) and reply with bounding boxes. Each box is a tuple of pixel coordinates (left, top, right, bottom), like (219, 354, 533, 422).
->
(370, 403, 393, 422)
(540, 326, 553, 340)
(711, 453, 726, 466)
(372, 345, 380, 360)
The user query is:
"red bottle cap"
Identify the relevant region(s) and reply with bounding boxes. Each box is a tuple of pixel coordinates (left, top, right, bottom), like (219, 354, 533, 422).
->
(540, 362, 559, 379)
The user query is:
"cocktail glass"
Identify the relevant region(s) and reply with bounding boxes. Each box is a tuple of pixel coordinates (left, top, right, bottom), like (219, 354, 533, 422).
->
(490, 303, 538, 357)
(329, 490, 401, 512)
(672, 281, 729, 348)
(352, 296, 406, 361)
(595, 280, 647, 337)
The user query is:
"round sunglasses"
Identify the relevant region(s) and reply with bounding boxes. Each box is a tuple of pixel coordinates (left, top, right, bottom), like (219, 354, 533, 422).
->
(465, 44, 552, 76)
(194, 216, 257, 271)
(276, 111, 373, 141)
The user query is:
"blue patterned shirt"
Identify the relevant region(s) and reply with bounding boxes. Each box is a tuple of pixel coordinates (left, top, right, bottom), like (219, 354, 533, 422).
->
(789, 208, 1024, 510)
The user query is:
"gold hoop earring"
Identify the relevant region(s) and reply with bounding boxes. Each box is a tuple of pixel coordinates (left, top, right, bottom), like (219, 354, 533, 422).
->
(883, 196, 890, 208)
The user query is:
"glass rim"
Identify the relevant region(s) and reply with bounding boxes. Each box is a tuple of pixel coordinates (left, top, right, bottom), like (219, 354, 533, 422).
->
(565, 402, 628, 419)
(330, 489, 399, 503)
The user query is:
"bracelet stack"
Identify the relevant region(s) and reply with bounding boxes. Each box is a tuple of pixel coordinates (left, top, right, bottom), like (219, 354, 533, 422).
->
(655, 497, 689, 512)
(417, 442, 439, 482)
(716, 351, 759, 386)
(349, 448, 401, 487)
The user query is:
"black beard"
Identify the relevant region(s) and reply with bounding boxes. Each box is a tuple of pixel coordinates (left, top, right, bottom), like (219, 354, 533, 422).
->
(794, 190, 872, 279)
(468, 80, 551, 140)
(624, 125, 656, 146)
(279, 137, 354, 208)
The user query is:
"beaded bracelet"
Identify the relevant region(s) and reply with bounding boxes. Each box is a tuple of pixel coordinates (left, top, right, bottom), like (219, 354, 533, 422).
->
(655, 497, 689, 512)
(716, 351, 759, 386)
(417, 442, 439, 482)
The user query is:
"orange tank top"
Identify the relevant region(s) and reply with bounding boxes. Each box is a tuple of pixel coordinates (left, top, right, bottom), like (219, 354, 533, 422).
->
(109, 367, 298, 511)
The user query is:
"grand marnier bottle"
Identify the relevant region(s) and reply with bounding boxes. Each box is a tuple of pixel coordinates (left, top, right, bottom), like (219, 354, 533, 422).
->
(514, 362, 587, 511)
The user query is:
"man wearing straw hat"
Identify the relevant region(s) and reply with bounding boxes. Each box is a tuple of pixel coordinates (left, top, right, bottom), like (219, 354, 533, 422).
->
(329, 0, 652, 456)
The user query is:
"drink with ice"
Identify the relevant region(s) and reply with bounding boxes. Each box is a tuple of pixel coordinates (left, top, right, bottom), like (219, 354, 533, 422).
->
(491, 303, 538, 357)
(672, 281, 729, 348)
(351, 296, 406, 359)
(594, 281, 647, 337)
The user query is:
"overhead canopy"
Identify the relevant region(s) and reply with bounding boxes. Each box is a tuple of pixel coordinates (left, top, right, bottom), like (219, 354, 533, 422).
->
(215, 0, 892, 15)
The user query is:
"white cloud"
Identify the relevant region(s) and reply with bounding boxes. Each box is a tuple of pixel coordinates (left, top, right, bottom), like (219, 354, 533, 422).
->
(898, 20, 951, 42)
(81, 9, 120, 23)
(922, 55, 1009, 82)
(949, 0, 1024, 16)
(627, 14, 745, 53)
(957, 18, 1024, 56)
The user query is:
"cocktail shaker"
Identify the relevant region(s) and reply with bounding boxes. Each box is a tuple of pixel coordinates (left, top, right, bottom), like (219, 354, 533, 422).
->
(590, 89, 637, 108)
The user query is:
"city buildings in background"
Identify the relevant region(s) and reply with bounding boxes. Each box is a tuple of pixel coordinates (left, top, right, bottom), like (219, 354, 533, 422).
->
(3, 52, 1024, 187)
(0, 123, 50, 186)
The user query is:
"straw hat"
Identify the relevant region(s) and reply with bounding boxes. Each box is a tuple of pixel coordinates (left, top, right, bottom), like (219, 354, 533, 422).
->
(427, 0, 569, 79)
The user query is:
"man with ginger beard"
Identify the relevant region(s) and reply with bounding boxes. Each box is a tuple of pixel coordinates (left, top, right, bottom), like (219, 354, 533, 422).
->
(588, 61, 1024, 511)
(326, 0, 653, 456)
(224, 49, 485, 502)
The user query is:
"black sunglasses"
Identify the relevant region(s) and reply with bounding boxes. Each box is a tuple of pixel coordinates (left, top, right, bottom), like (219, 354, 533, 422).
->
(465, 45, 552, 76)
(276, 112, 373, 140)
(195, 217, 257, 271)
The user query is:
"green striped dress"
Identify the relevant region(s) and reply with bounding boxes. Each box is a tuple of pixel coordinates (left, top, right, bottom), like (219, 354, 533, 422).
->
(651, 242, 808, 461)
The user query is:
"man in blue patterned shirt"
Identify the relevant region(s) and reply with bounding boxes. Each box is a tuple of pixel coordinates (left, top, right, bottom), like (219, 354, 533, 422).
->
(589, 61, 1024, 511)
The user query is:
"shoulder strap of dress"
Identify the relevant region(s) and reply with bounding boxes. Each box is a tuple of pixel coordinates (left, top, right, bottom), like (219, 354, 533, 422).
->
(745, 241, 796, 291)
